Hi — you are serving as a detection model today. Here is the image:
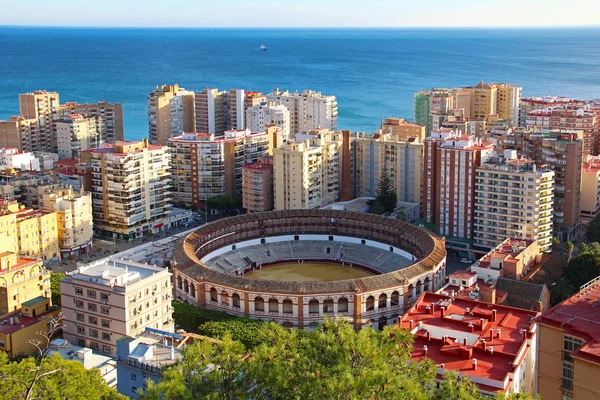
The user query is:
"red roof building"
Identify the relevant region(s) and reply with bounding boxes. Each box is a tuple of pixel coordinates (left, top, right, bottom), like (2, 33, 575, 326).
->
(399, 291, 539, 396)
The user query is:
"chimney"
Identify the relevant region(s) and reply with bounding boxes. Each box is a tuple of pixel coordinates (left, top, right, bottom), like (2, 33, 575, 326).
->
(492, 309, 497, 322)
(489, 346, 494, 355)
(490, 329, 494, 341)
(466, 307, 471, 314)
(418, 321, 423, 331)
(426, 330, 431, 341)
(468, 323, 474, 333)
(440, 363, 445, 369)
(481, 339, 487, 351)
(409, 320, 414, 329)
(496, 328, 501, 338)
(423, 345, 428, 356)
(472, 358, 478, 370)
(441, 306, 446, 318)
(431, 303, 435, 314)
(463, 337, 468, 346)
(480, 318, 485, 331)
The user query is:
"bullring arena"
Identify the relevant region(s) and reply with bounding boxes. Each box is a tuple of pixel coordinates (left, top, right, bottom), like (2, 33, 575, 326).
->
(173, 209, 447, 330)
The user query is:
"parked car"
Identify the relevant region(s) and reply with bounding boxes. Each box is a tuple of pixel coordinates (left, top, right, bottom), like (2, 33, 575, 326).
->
(460, 258, 471, 264)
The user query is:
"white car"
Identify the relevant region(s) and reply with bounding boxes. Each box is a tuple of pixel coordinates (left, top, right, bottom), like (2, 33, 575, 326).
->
(460, 258, 471, 264)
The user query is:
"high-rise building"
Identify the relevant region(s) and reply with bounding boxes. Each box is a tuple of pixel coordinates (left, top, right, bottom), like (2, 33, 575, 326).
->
(266, 89, 338, 136)
(353, 132, 422, 204)
(61, 258, 174, 356)
(242, 157, 274, 213)
(273, 129, 343, 210)
(525, 103, 600, 155)
(80, 140, 171, 241)
(40, 186, 93, 258)
(519, 95, 577, 127)
(535, 276, 600, 400)
(148, 84, 195, 146)
(168, 128, 276, 207)
(494, 129, 583, 241)
(58, 101, 124, 143)
(423, 129, 494, 239)
(245, 102, 290, 144)
(0, 116, 39, 151)
(580, 155, 600, 223)
(55, 113, 100, 159)
(194, 88, 228, 136)
(18, 90, 60, 152)
(473, 151, 554, 252)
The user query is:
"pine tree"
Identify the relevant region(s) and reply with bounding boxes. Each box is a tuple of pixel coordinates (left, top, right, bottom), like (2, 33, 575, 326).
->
(369, 167, 397, 213)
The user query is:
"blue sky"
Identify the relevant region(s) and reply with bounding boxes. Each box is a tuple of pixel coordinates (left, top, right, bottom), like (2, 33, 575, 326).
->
(1, 0, 599, 27)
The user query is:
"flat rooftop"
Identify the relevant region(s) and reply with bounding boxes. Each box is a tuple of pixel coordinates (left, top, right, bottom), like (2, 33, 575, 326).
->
(400, 292, 538, 391)
(0, 305, 56, 335)
(67, 258, 167, 287)
(536, 277, 600, 365)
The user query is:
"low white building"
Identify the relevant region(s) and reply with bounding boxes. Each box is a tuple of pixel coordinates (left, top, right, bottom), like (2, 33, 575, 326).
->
(0, 148, 40, 171)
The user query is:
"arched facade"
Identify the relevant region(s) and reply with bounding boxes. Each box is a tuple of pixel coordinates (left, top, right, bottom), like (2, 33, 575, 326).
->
(173, 210, 446, 330)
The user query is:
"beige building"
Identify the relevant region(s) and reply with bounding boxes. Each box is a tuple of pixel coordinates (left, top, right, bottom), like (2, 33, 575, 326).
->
(353, 132, 422, 204)
(580, 155, 600, 223)
(169, 127, 276, 207)
(18, 90, 60, 152)
(55, 113, 100, 159)
(471, 238, 541, 282)
(377, 117, 425, 140)
(80, 140, 171, 241)
(148, 84, 195, 146)
(273, 129, 343, 210)
(242, 157, 274, 213)
(61, 258, 174, 356)
(41, 186, 93, 258)
(58, 100, 124, 143)
(474, 151, 554, 252)
(536, 277, 600, 400)
(0, 116, 39, 151)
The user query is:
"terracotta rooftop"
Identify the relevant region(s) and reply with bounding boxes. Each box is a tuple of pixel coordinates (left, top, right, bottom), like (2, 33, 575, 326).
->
(478, 238, 533, 269)
(0, 302, 54, 335)
(400, 292, 539, 394)
(536, 277, 600, 365)
(53, 158, 79, 167)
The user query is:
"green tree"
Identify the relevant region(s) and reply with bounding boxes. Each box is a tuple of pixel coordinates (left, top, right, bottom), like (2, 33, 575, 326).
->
(578, 242, 590, 254)
(551, 237, 560, 250)
(433, 370, 483, 400)
(142, 320, 481, 400)
(368, 167, 397, 214)
(50, 273, 65, 306)
(586, 214, 600, 242)
(369, 200, 385, 215)
(565, 241, 574, 259)
(396, 210, 407, 221)
(207, 196, 231, 217)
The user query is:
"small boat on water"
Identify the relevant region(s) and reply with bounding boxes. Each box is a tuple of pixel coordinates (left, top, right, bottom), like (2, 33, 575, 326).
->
(260, 43, 267, 51)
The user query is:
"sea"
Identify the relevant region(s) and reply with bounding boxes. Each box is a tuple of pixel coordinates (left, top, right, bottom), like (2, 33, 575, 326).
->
(1, 26, 600, 141)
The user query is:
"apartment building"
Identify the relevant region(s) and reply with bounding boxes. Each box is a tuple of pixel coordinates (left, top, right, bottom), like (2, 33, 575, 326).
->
(470, 238, 542, 282)
(18, 90, 60, 152)
(399, 292, 539, 396)
(58, 100, 124, 142)
(495, 129, 583, 241)
(61, 259, 174, 357)
(473, 151, 554, 252)
(55, 113, 100, 159)
(0, 116, 39, 151)
(266, 89, 338, 136)
(423, 129, 494, 239)
(353, 132, 422, 204)
(580, 155, 600, 223)
(377, 117, 425, 140)
(246, 102, 290, 144)
(536, 277, 600, 400)
(53, 158, 93, 191)
(519, 95, 577, 127)
(168, 128, 276, 207)
(526, 104, 600, 155)
(414, 88, 455, 135)
(40, 186, 93, 258)
(242, 157, 274, 213)
(273, 129, 342, 210)
(148, 84, 195, 146)
(34, 151, 59, 170)
(0, 148, 40, 171)
(80, 140, 171, 241)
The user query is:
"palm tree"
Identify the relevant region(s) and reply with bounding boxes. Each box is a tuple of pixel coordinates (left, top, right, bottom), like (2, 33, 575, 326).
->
(551, 276, 575, 306)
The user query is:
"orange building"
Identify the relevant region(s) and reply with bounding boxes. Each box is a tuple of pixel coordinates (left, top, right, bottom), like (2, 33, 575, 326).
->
(242, 157, 274, 213)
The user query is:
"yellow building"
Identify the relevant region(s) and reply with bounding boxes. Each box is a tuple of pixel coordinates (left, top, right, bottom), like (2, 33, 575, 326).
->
(273, 129, 343, 210)
(378, 117, 425, 141)
(0, 199, 59, 261)
(148, 84, 195, 146)
(536, 277, 600, 400)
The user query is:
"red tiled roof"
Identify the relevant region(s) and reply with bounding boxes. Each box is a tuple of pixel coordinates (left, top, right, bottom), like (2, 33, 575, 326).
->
(0, 306, 54, 335)
(53, 159, 79, 167)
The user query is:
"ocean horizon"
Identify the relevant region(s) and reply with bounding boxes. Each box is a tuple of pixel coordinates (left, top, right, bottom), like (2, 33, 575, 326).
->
(1, 26, 599, 140)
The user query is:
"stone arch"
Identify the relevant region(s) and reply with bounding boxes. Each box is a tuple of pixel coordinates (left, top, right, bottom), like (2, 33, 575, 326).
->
(282, 298, 293, 314)
(12, 270, 25, 283)
(323, 298, 334, 314)
(308, 298, 319, 314)
(268, 297, 279, 313)
(365, 295, 375, 311)
(254, 296, 265, 312)
(408, 283, 415, 299)
(30, 264, 42, 277)
(190, 283, 196, 298)
(391, 291, 400, 306)
(416, 280, 424, 295)
(209, 287, 218, 302)
(221, 290, 229, 305)
(177, 276, 183, 290)
(378, 293, 387, 309)
(424, 276, 432, 292)
(338, 297, 349, 313)
(232, 293, 241, 308)
(183, 279, 189, 294)
(282, 321, 294, 328)
(378, 316, 388, 330)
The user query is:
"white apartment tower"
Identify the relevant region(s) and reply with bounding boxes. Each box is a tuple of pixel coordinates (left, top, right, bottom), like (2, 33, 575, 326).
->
(474, 151, 555, 252)
(61, 259, 174, 356)
(245, 102, 291, 144)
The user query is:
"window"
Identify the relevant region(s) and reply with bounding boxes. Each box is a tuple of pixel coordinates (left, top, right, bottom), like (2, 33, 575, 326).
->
(89, 329, 98, 338)
(131, 387, 138, 394)
(101, 306, 110, 314)
(131, 373, 137, 381)
(563, 336, 584, 361)
(76, 313, 84, 322)
(87, 290, 96, 298)
(76, 326, 85, 334)
(100, 293, 108, 302)
(75, 299, 84, 309)
(90, 342, 99, 351)
(102, 346, 111, 354)
(562, 361, 574, 390)
(88, 303, 97, 312)
(88, 316, 97, 325)
(102, 332, 110, 341)
(75, 287, 83, 295)
(101, 319, 110, 328)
